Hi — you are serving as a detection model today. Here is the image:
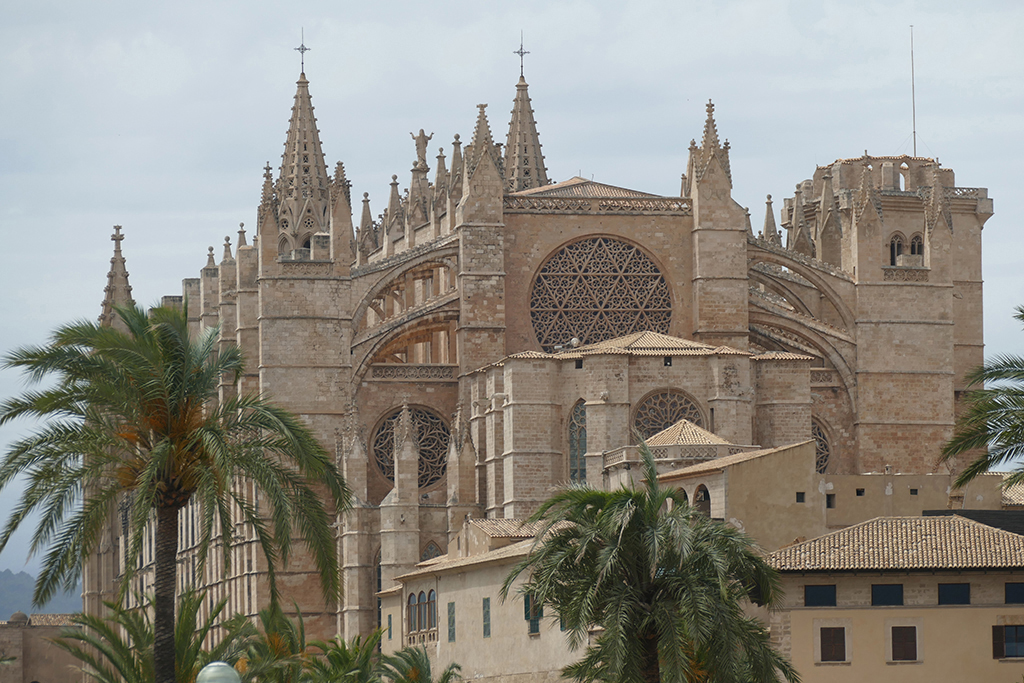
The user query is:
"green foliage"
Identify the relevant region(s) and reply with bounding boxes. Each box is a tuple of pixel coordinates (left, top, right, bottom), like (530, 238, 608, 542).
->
(502, 444, 798, 683)
(943, 305, 1024, 488)
(50, 588, 255, 683)
(305, 630, 383, 683)
(380, 646, 461, 683)
(236, 604, 310, 683)
(0, 302, 350, 683)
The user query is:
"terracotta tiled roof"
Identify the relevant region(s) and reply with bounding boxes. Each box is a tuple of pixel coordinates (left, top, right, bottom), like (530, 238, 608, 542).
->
(470, 518, 546, 538)
(1003, 475, 1024, 507)
(394, 538, 535, 581)
(659, 442, 811, 478)
(767, 516, 1024, 572)
(751, 351, 815, 361)
(28, 613, 78, 627)
(512, 177, 657, 199)
(645, 419, 732, 447)
(556, 331, 747, 358)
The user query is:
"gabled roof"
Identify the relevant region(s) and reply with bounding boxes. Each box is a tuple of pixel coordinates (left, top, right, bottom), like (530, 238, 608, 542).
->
(1003, 475, 1024, 507)
(659, 442, 806, 478)
(470, 518, 547, 538)
(645, 418, 732, 447)
(767, 516, 1024, 572)
(750, 351, 815, 361)
(557, 331, 748, 359)
(511, 176, 657, 199)
(394, 538, 535, 581)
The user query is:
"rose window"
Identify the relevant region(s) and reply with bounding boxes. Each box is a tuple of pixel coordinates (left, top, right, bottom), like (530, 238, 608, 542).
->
(530, 237, 672, 352)
(372, 407, 450, 488)
(632, 391, 704, 441)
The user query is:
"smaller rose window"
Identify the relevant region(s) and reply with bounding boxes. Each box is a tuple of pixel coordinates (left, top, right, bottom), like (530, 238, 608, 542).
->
(372, 407, 450, 488)
(632, 391, 704, 441)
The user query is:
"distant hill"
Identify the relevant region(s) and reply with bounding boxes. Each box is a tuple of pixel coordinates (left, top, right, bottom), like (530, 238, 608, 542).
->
(0, 569, 81, 618)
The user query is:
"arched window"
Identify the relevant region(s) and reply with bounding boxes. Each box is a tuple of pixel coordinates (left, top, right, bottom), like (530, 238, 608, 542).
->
(812, 419, 831, 474)
(371, 406, 451, 488)
(417, 591, 427, 631)
(694, 485, 711, 516)
(910, 234, 924, 256)
(677, 488, 689, 506)
(632, 390, 704, 441)
(889, 234, 904, 266)
(569, 400, 587, 483)
(427, 589, 437, 629)
(421, 542, 443, 562)
(407, 593, 418, 632)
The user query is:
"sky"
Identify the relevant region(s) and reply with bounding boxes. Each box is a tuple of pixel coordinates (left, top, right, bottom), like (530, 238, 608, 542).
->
(0, 0, 1022, 580)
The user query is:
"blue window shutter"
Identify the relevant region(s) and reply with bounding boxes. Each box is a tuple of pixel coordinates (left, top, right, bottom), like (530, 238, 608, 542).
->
(524, 593, 530, 620)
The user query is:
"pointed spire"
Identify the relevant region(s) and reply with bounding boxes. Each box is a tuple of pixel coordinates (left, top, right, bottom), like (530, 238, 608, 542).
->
(503, 76, 549, 193)
(277, 72, 330, 241)
(466, 104, 503, 180)
(701, 100, 720, 151)
(206, 246, 216, 267)
(237, 222, 247, 247)
(221, 236, 234, 263)
(763, 195, 781, 246)
(334, 161, 351, 209)
(434, 147, 448, 190)
(99, 226, 135, 330)
(449, 134, 464, 205)
(260, 162, 275, 206)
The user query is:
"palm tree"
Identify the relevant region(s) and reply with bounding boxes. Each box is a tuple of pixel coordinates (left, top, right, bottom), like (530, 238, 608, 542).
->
(51, 588, 255, 683)
(0, 303, 350, 683)
(380, 646, 461, 683)
(305, 630, 382, 683)
(236, 604, 310, 683)
(502, 444, 798, 683)
(942, 304, 1024, 487)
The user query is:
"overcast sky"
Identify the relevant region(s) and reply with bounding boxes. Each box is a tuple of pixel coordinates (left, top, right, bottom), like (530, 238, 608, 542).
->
(1, 0, 1022, 579)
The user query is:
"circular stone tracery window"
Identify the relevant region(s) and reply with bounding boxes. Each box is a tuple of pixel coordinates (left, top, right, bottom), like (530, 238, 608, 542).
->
(371, 407, 450, 488)
(632, 391, 704, 441)
(530, 237, 672, 352)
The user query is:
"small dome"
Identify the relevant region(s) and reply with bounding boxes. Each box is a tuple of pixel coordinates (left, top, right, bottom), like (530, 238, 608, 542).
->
(9, 611, 28, 623)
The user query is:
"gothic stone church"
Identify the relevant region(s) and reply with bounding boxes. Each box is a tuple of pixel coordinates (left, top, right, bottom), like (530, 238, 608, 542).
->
(84, 69, 993, 640)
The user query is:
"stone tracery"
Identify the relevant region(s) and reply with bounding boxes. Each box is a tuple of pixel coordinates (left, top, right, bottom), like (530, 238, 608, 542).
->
(371, 406, 450, 488)
(530, 237, 672, 351)
(631, 390, 704, 441)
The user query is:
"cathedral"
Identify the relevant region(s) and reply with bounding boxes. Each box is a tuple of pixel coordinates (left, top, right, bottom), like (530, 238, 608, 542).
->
(83, 63, 994, 646)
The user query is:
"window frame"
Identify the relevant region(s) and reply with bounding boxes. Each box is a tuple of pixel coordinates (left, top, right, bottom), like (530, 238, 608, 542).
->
(1006, 583, 1024, 604)
(820, 626, 846, 662)
(804, 584, 837, 607)
(937, 582, 970, 605)
(871, 584, 904, 606)
(890, 625, 918, 662)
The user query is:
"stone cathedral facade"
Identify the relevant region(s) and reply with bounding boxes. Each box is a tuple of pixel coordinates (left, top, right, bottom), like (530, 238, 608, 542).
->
(83, 68, 994, 641)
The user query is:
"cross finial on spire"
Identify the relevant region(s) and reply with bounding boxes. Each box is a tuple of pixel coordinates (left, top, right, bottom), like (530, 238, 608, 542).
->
(295, 28, 310, 73)
(111, 225, 124, 243)
(513, 32, 529, 78)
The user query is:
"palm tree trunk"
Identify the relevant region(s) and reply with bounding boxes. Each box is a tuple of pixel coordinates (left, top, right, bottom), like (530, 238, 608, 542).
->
(154, 505, 179, 683)
(641, 630, 660, 683)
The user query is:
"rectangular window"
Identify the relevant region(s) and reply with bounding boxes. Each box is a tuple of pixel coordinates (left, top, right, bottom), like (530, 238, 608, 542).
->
(575, 359, 583, 369)
(1006, 583, 1024, 604)
(796, 492, 806, 503)
(663, 356, 672, 367)
(872, 584, 904, 606)
(387, 614, 392, 640)
(856, 488, 865, 496)
(996, 625, 1024, 658)
(524, 593, 543, 635)
(447, 602, 455, 642)
(820, 627, 846, 662)
(909, 488, 919, 496)
(938, 583, 970, 605)
(826, 493, 836, 509)
(482, 597, 491, 638)
(805, 585, 837, 607)
(891, 626, 917, 661)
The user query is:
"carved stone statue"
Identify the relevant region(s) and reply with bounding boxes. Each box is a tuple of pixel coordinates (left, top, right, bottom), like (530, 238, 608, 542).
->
(411, 129, 433, 169)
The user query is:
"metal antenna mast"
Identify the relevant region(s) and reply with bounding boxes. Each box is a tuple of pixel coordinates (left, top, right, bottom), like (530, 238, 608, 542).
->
(911, 25, 917, 157)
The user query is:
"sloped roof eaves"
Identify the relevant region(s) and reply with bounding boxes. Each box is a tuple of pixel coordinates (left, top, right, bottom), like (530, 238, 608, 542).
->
(767, 516, 1024, 572)
(393, 539, 535, 582)
(512, 177, 658, 198)
(659, 442, 812, 477)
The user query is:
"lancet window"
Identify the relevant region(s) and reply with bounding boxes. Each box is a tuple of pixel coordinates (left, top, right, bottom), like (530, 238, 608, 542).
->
(530, 237, 672, 352)
(371, 406, 450, 488)
(910, 234, 924, 256)
(568, 400, 587, 483)
(812, 419, 831, 474)
(889, 234, 904, 266)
